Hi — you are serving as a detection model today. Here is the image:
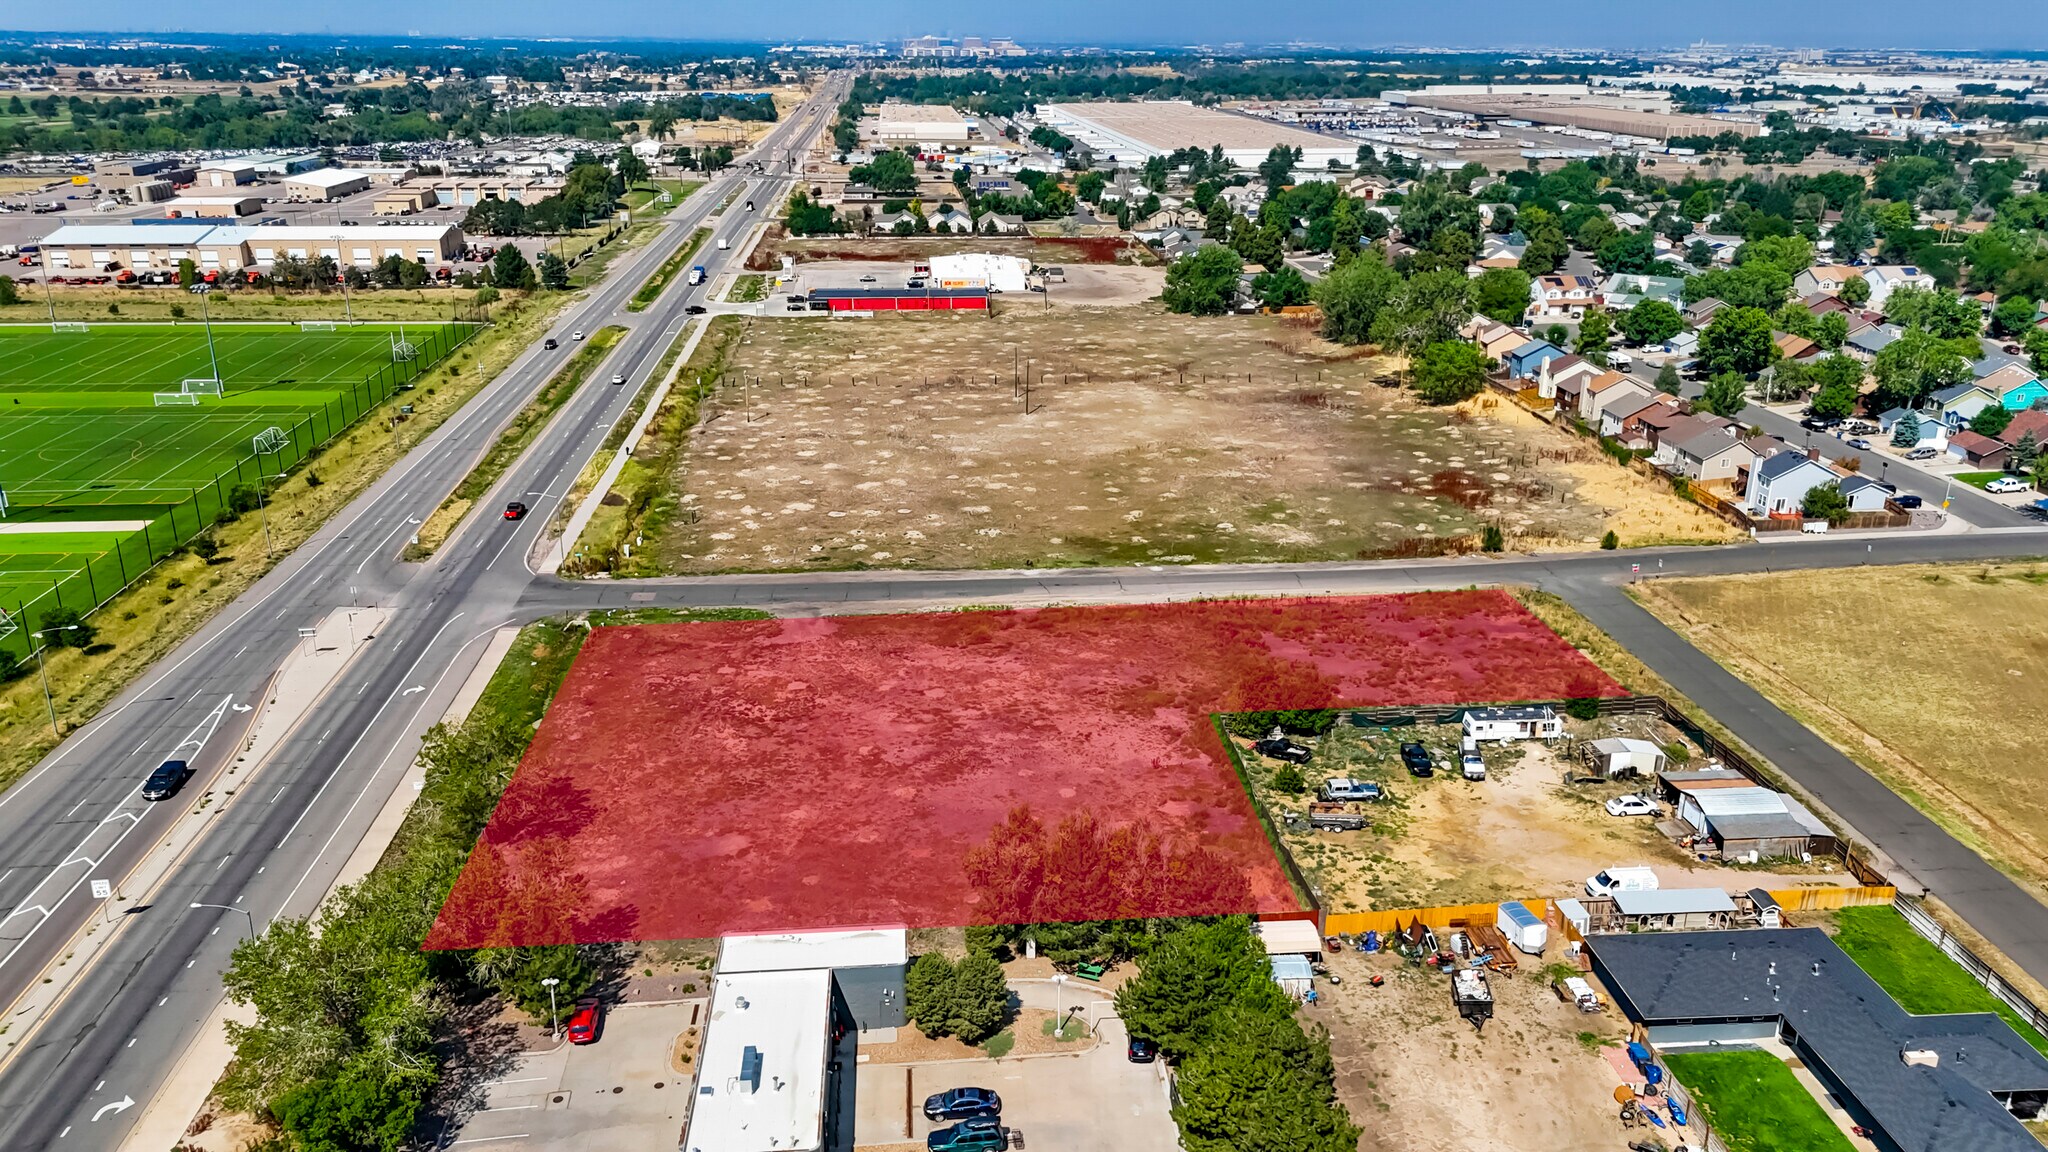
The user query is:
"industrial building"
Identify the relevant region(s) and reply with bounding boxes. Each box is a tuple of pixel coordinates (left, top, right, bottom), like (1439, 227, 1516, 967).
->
(1036, 101, 1353, 168)
(809, 287, 990, 312)
(928, 252, 1028, 292)
(281, 168, 372, 202)
(1589, 929, 2048, 1152)
(1386, 89, 1762, 142)
(867, 102, 974, 144)
(373, 188, 438, 216)
(165, 195, 263, 218)
(37, 222, 467, 275)
(421, 176, 565, 207)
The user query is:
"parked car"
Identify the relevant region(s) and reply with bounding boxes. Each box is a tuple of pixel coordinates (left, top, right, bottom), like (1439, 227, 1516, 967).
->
(1846, 421, 1878, 435)
(787, 302, 807, 312)
(1400, 741, 1434, 777)
(926, 1119, 1008, 1152)
(1586, 866, 1660, 897)
(1127, 1037, 1158, 1063)
(1891, 493, 1923, 508)
(923, 1087, 1001, 1122)
(1318, 777, 1382, 803)
(858, 274, 878, 284)
(140, 759, 191, 801)
(565, 997, 602, 1044)
(1253, 738, 1312, 764)
(1843, 438, 1870, 450)
(543, 337, 558, 350)
(1604, 794, 1660, 818)
(503, 501, 528, 521)
(1986, 476, 2031, 494)
(1905, 446, 1939, 461)
(1799, 416, 1837, 432)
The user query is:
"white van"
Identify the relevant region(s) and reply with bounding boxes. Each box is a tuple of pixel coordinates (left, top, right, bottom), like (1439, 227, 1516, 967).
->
(1585, 866, 1660, 898)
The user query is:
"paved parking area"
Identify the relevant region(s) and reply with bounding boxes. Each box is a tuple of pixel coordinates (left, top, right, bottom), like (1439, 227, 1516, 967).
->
(445, 1000, 703, 1152)
(854, 1017, 1177, 1152)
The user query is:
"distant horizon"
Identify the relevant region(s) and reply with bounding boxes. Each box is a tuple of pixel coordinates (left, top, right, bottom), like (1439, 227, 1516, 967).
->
(2, 0, 2047, 54)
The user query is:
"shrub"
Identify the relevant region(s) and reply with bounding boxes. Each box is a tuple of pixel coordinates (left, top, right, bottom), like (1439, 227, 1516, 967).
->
(38, 606, 95, 648)
(1600, 530, 1619, 550)
(227, 483, 262, 515)
(1480, 524, 1505, 552)
(1271, 765, 1306, 794)
(1564, 697, 1602, 721)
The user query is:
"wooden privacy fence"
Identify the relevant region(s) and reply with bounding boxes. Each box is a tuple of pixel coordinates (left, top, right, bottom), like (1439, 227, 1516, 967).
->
(1768, 885, 1895, 912)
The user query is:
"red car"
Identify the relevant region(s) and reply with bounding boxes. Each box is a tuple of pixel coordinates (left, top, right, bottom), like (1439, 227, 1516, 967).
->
(566, 998, 602, 1045)
(503, 501, 528, 521)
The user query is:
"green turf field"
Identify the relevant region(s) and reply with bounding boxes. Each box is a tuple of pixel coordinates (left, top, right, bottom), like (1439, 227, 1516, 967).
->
(0, 320, 475, 636)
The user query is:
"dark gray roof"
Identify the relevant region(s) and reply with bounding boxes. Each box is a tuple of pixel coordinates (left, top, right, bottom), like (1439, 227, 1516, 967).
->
(1705, 811, 1819, 843)
(1755, 450, 1830, 483)
(1589, 928, 2048, 1152)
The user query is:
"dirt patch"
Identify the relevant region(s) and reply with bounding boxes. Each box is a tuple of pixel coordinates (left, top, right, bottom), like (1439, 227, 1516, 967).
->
(769, 236, 1149, 266)
(1317, 947, 1635, 1152)
(1636, 564, 2048, 903)
(640, 307, 1722, 574)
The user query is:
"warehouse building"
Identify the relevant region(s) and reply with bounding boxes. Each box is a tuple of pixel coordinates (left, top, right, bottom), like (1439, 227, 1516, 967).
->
(166, 195, 263, 218)
(866, 102, 974, 144)
(193, 161, 258, 188)
(1589, 929, 2048, 1152)
(373, 188, 438, 216)
(929, 252, 1028, 292)
(1038, 101, 1353, 168)
(38, 222, 466, 274)
(421, 176, 564, 206)
(282, 168, 372, 202)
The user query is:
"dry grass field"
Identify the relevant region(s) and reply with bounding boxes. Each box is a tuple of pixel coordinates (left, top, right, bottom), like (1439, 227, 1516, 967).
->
(1636, 564, 2048, 901)
(642, 307, 1732, 573)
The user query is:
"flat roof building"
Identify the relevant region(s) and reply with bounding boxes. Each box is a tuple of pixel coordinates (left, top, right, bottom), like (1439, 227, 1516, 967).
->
(166, 195, 263, 218)
(193, 161, 258, 188)
(282, 168, 372, 202)
(1038, 101, 1354, 169)
(867, 102, 974, 144)
(39, 222, 466, 272)
(687, 969, 836, 1152)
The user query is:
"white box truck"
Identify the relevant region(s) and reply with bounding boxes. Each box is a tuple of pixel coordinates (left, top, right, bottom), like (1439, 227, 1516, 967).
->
(1496, 900, 1547, 955)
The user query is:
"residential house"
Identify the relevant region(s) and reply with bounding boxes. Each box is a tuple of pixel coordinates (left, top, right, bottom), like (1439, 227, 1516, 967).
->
(1469, 320, 1535, 363)
(1478, 233, 1527, 267)
(1601, 273, 1685, 312)
(1946, 431, 2010, 469)
(1504, 339, 1568, 381)
(1792, 264, 1866, 298)
(2001, 408, 2048, 449)
(1536, 353, 1606, 401)
(1978, 362, 2048, 412)
(1744, 448, 1842, 518)
(1877, 408, 1949, 449)
(1582, 372, 1653, 426)
(1607, 394, 1685, 446)
(1529, 275, 1601, 321)
(981, 213, 1027, 235)
(1662, 330, 1701, 358)
(1863, 264, 1938, 310)
(1838, 474, 1896, 512)
(1685, 297, 1726, 328)
(1845, 323, 1904, 363)
(1801, 292, 1852, 317)
(1773, 332, 1821, 363)
(1668, 426, 1762, 483)
(1648, 412, 1735, 467)
(927, 205, 973, 232)
(1926, 382, 1999, 429)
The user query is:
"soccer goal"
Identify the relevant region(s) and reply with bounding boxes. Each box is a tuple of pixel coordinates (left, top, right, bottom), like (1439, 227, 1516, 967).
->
(299, 320, 339, 332)
(390, 339, 419, 362)
(153, 391, 201, 407)
(252, 426, 290, 455)
(0, 607, 16, 644)
(51, 321, 88, 334)
(183, 378, 224, 397)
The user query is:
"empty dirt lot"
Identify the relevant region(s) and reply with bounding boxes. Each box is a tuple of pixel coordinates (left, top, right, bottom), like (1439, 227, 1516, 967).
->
(646, 307, 1731, 573)
(1636, 564, 2048, 904)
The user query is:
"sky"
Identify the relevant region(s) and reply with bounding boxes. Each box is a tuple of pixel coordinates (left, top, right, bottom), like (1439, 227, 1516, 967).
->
(9, 0, 2048, 52)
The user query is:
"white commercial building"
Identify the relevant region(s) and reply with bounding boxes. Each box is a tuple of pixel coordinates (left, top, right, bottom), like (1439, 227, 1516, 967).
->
(929, 252, 1029, 293)
(38, 221, 466, 273)
(281, 168, 372, 202)
(868, 101, 974, 144)
(1037, 101, 1353, 169)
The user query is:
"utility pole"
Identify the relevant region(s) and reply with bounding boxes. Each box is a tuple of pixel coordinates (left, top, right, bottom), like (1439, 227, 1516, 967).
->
(333, 235, 355, 324)
(28, 625, 80, 735)
(200, 284, 222, 385)
(543, 977, 561, 1040)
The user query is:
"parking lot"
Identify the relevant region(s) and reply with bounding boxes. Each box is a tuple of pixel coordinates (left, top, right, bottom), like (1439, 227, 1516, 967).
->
(442, 999, 703, 1152)
(853, 1015, 1177, 1152)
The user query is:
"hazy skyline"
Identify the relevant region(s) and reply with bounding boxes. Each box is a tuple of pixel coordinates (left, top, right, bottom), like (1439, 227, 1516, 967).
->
(8, 0, 2048, 52)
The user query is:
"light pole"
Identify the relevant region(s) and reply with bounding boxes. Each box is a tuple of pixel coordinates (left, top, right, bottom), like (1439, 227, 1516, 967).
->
(190, 901, 257, 939)
(199, 281, 222, 385)
(1050, 973, 1068, 1037)
(36, 237, 55, 324)
(332, 235, 354, 325)
(542, 977, 561, 1039)
(27, 624, 79, 735)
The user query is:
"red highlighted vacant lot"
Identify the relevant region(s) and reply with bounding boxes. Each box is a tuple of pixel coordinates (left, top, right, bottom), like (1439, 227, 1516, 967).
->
(426, 592, 1621, 949)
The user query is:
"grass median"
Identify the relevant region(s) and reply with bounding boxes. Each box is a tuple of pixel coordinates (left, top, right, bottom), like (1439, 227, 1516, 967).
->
(626, 227, 711, 313)
(404, 325, 626, 560)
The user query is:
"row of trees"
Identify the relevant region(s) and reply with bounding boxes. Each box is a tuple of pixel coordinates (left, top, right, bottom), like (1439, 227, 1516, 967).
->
(461, 154, 630, 237)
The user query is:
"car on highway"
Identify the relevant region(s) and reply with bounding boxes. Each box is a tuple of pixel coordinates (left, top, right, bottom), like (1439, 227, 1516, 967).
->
(571, 330, 585, 341)
(1905, 447, 1939, 461)
(1400, 741, 1435, 777)
(926, 1119, 1008, 1152)
(686, 304, 706, 315)
(1799, 416, 1837, 432)
(1128, 1036, 1159, 1063)
(859, 274, 877, 284)
(923, 1087, 1001, 1121)
(503, 501, 528, 521)
(1894, 494, 1924, 509)
(1845, 438, 1871, 450)
(543, 337, 558, 350)
(566, 998, 602, 1045)
(788, 302, 807, 312)
(1986, 476, 2032, 494)
(140, 759, 191, 801)
(610, 373, 627, 386)
(1605, 794, 1660, 818)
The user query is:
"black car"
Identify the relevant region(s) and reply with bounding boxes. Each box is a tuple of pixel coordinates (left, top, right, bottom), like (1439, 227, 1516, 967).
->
(141, 759, 190, 801)
(923, 1087, 1001, 1122)
(543, 337, 559, 350)
(1253, 738, 1313, 764)
(686, 304, 707, 315)
(1128, 1036, 1159, 1063)
(1893, 493, 1924, 509)
(1799, 416, 1838, 433)
(1400, 741, 1435, 777)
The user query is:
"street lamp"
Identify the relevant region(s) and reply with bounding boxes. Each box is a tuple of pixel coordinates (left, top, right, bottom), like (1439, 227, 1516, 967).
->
(1050, 972, 1068, 1036)
(27, 624, 80, 735)
(332, 235, 355, 325)
(190, 902, 257, 939)
(542, 977, 561, 1039)
(198, 280, 223, 386)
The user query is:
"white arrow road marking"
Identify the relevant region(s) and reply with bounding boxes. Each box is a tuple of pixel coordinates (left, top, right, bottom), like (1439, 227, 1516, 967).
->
(91, 1096, 134, 1122)
(401, 685, 425, 696)
(233, 703, 253, 713)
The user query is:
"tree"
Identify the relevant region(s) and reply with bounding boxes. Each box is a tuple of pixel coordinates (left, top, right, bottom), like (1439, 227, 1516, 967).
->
(1699, 306, 1778, 376)
(491, 244, 536, 291)
(1813, 311, 1850, 350)
(784, 191, 842, 236)
(1314, 251, 1401, 345)
(1892, 411, 1925, 448)
(1736, 233, 1815, 275)
(1470, 267, 1532, 325)
(944, 955, 1011, 1044)
(1596, 228, 1659, 274)
(1807, 355, 1865, 420)
(2029, 328, 2048, 375)
(1839, 274, 1871, 307)
(1993, 295, 2039, 338)
(1258, 145, 1301, 191)
(1573, 214, 1618, 254)
(1620, 300, 1684, 347)
(1871, 328, 1976, 411)
(38, 606, 95, 648)
(614, 146, 649, 188)
(1517, 207, 1569, 275)
(1972, 404, 2015, 439)
(537, 252, 569, 291)
(1655, 362, 1682, 395)
(1800, 482, 1850, 526)
(1574, 309, 1613, 365)
(176, 258, 198, 288)
(1410, 341, 1490, 405)
(0, 275, 15, 306)
(1251, 267, 1310, 310)
(1699, 372, 1752, 418)
(1162, 246, 1244, 317)
(1370, 269, 1472, 352)
(849, 149, 918, 194)
(1114, 919, 1288, 1063)
(1395, 179, 1480, 253)
(1883, 285, 1981, 339)
(273, 1061, 425, 1152)
(1172, 1006, 1361, 1152)
(2010, 431, 2041, 474)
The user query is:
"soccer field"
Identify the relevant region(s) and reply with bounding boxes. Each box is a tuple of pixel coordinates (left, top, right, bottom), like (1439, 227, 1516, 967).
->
(0, 320, 476, 636)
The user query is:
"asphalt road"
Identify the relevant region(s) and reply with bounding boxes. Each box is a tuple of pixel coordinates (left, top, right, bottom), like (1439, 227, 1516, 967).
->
(0, 77, 844, 1152)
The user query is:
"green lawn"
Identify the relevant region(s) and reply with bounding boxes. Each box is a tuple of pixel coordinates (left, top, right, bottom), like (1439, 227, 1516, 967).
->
(1663, 1050, 1855, 1152)
(1953, 471, 2012, 490)
(1834, 906, 2048, 1054)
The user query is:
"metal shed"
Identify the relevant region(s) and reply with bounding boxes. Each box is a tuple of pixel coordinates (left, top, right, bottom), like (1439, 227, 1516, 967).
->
(1583, 737, 1667, 779)
(1269, 954, 1315, 1001)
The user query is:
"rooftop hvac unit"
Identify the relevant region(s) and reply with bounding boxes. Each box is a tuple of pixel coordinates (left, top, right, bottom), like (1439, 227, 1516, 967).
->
(739, 1045, 763, 1093)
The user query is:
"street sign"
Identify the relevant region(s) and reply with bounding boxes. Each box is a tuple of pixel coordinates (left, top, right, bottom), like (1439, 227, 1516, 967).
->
(90, 879, 112, 900)
(1631, 563, 1640, 573)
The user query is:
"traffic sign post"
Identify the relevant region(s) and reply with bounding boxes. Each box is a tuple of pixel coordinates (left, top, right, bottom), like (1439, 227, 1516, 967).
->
(92, 878, 112, 923)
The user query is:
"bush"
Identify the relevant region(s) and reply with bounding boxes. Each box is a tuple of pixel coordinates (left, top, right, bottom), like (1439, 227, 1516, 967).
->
(1271, 765, 1306, 794)
(38, 606, 95, 648)
(1480, 524, 1505, 552)
(1564, 697, 1602, 721)
(1222, 710, 1338, 738)
(189, 533, 220, 561)
(305, 471, 323, 488)
(227, 483, 262, 515)
(1600, 530, 1619, 550)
